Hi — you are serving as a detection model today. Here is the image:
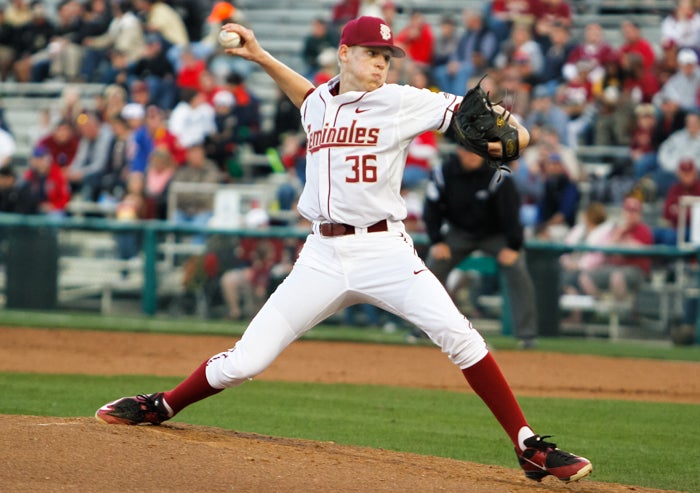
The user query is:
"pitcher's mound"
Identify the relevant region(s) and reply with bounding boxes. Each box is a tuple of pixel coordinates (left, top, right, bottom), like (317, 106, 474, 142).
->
(1, 415, 669, 493)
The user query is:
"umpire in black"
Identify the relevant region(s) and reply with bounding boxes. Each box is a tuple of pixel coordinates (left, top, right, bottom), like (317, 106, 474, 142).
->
(424, 146, 538, 348)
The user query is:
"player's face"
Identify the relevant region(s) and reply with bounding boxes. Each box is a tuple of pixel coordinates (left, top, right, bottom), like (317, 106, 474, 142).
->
(341, 46, 392, 92)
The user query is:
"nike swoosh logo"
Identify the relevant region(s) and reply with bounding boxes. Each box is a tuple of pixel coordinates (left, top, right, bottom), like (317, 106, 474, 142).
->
(413, 268, 428, 275)
(355, 107, 370, 114)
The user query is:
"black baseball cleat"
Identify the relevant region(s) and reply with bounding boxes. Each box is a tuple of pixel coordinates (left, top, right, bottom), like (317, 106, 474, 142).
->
(95, 392, 171, 425)
(516, 435, 592, 483)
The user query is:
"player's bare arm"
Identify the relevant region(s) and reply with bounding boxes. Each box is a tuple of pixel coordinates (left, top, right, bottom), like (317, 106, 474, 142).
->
(494, 104, 530, 149)
(221, 23, 315, 109)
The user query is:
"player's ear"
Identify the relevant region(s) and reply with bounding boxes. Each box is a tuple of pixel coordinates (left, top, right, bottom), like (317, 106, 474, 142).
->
(338, 45, 349, 62)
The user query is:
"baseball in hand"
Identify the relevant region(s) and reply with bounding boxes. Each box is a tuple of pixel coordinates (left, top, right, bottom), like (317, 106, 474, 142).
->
(219, 30, 241, 49)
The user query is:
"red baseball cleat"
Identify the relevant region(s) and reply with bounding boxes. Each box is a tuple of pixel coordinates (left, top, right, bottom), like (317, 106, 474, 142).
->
(516, 435, 592, 483)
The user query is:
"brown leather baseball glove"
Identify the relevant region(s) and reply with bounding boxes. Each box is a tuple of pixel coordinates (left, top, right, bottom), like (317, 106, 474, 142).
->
(451, 76, 520, 168)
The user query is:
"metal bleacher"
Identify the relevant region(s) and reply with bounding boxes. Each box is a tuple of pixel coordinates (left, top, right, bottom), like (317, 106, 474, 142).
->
(1, 82, 105, 167)
(1, 0, 674, 159)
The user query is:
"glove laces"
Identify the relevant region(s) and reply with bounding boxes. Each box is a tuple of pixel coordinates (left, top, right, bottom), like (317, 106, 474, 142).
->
(486, 84, 515, 183)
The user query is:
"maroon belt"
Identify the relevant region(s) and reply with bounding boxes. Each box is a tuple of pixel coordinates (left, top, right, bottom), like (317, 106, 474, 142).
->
(318, 219, 389, 237)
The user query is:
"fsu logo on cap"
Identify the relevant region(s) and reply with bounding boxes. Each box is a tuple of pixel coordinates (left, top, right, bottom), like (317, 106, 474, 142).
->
(380, 24, 392, 40)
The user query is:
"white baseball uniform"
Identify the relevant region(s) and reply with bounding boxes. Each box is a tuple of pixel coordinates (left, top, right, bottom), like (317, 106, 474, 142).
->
(205, 77, 489, 389)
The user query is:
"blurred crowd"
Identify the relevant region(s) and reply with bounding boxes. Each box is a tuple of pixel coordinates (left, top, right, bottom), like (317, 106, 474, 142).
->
(1, 0, 700, 321)
(0, 0, 307, 219)
(319, 0, 700, 247)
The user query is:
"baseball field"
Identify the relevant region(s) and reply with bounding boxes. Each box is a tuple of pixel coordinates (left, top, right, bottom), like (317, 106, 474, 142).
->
(1, 313, 698, 493)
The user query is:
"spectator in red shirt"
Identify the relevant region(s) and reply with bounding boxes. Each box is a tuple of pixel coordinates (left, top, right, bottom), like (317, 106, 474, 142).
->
(395, 10, 434, 68)
(619, 20, 655, 71)
(621, 51, 660, 104)
(17, 144, 72, 217)
(176, 48, 207, 92)
(578, 196, 653, 302)
(656, 158, 700, 245)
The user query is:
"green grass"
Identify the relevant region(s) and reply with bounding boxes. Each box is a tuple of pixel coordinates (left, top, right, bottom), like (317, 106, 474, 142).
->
(2, 373, 697, 492)
(2, 308, 700, 362)
(2, 309, 699, 490)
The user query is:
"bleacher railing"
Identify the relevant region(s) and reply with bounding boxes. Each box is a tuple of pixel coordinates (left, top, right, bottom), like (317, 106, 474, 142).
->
(0, 213, 698, 344)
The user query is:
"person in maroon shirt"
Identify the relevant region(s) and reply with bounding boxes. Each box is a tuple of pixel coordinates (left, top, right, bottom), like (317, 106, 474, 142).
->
(621, 51, 661, 104)
(330, 0, 359, 33)
(533, 0, 572, 48)
(565, 23, 616, 70)
(490, 0, 539, 24)
(487, 0, 539, 42)
(534, 0, 572, 27)
(578, 196, 654, 302)
(36, 119, 80, 169)
(619, 20, 656, 71)
(655, 159, 700, 245)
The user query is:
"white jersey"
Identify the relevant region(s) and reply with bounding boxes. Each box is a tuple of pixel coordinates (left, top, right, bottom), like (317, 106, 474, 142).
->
(298, 76, 460, 228)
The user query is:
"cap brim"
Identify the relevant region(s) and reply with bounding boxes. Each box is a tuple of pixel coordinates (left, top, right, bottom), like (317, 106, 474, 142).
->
(388, 46, 406, 58)
(348, 42, 405, 58)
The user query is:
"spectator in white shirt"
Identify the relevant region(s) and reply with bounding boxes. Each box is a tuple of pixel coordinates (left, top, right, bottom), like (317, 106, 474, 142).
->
(653, 49, 700, 112)
(657, 110, 700, 195)
(168, 88, 216, 149)
(660, 0, 700, 50)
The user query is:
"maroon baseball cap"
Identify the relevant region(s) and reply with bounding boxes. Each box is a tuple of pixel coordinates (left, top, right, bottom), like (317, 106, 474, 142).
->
(340, 16, 406, 58)
(679, 158, 696, 172)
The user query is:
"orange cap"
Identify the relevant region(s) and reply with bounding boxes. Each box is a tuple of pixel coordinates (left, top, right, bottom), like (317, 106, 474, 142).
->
(208, 2, 236, 22)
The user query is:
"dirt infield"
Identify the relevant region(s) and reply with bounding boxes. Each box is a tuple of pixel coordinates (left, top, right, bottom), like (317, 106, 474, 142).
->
(2, 327, 698, 493)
